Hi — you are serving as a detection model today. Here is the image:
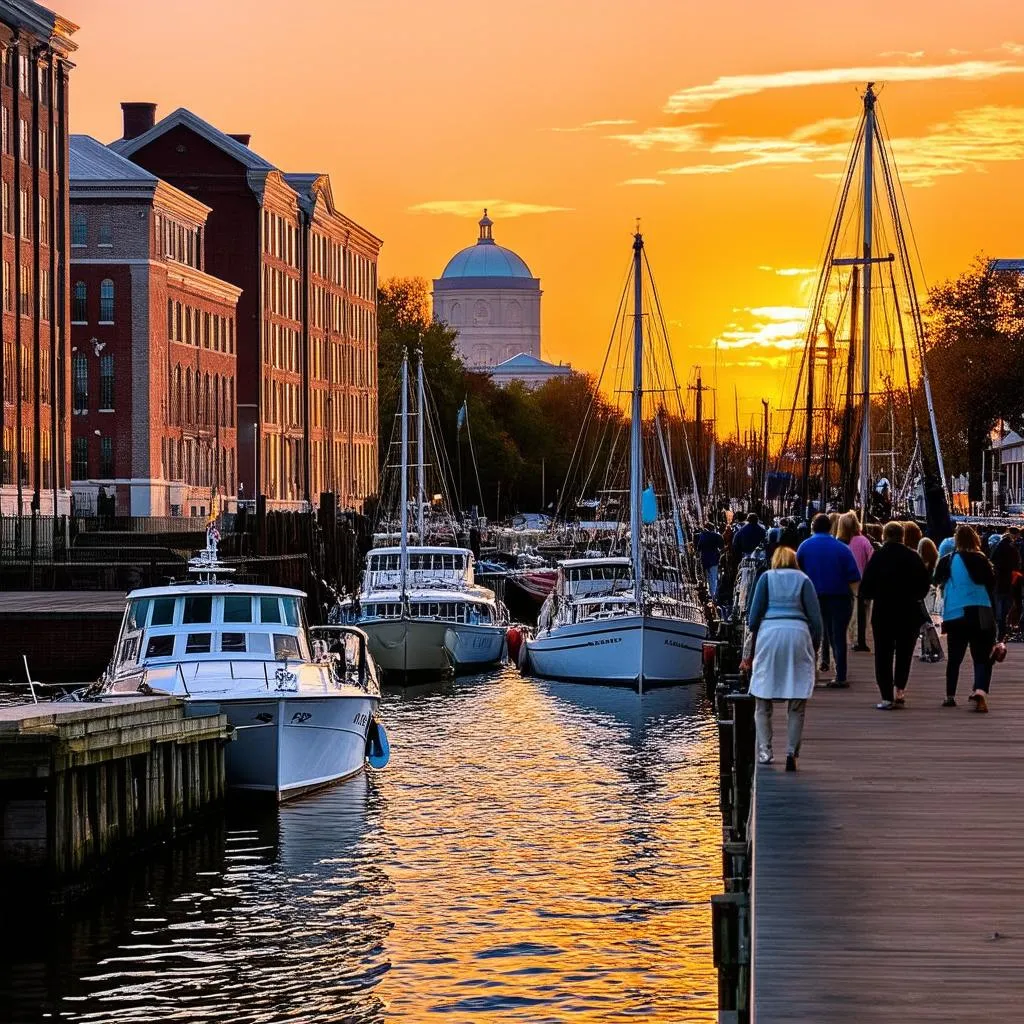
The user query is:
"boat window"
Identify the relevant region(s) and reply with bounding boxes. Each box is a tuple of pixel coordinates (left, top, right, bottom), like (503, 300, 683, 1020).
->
(274, 634, 300, 659)
(127, 598, 150, 630)
(119, 636, 138, 664)
(247, 632, 272, 655)
(259, 596, 283, 624)
(185, 633, 212, 654)
(223, 595, 252, 623)
(282, 598, 299, 626)
(145, 634, 175, 659)
(220, 632, 246, 653)
(150, 597, 177, 626)
(183, 595, 212, 624)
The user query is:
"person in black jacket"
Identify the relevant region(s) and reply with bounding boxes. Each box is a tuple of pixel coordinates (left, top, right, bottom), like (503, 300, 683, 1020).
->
(858, 520, 932, 709)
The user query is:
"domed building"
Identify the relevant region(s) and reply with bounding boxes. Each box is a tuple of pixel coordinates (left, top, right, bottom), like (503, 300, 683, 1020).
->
(433, 212, 571, 386)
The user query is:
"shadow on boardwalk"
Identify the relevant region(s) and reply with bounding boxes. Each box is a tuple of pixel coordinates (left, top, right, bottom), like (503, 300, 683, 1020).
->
(752, 642, 1024, 1023)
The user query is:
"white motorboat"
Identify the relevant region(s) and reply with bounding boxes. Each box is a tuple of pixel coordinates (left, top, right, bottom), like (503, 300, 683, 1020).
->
(524, 231, 708, 692)
(97, 531, 386, 800)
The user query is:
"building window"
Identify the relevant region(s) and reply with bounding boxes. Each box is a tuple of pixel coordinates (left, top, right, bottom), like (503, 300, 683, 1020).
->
(99, 353, 114, 411)
(18, 265, 29, 315)
(19, 187, 29, 238)
(2, 261, 9, 312)
(99, 279, 114, 322)
(1, 182, 8, 234)
(37, 127, 48, 171)
(72, 436, 88, 479)
(18, 118, 28, 163)
(72, 280, 86, 322)
(39, 268, 49, 320)
(38, 65, 49, 106)
(38, 195, 48, 239)
(72, 211, 86, 246)
(72, 351, 88, 414)
(99, 436, 113, 478)
(1, 106, 8, 155)
(98, 222, 112, 246)
(18, 54, 29, 95)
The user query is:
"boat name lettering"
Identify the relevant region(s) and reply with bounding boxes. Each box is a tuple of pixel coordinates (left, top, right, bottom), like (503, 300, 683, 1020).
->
(290, 712, 312, 724)
(664, 639, 688, 649)
(255, 712, 273, 724)
(587, 637, 622, 647)
(353, 712, 369, 726)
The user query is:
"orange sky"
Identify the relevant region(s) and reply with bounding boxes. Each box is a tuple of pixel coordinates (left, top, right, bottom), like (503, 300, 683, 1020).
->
(61, 0, 1024, 432)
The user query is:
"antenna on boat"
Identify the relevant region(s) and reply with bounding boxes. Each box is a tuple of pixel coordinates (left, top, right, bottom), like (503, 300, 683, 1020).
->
(630, 229, 645, 607)
(187, 523, 235, 583)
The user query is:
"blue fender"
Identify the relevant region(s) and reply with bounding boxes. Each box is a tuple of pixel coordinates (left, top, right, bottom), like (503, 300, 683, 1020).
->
(365, 718, 390, 769)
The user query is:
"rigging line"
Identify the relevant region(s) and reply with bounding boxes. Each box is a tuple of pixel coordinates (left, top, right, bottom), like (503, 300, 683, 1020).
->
(461, 402, 487, 521)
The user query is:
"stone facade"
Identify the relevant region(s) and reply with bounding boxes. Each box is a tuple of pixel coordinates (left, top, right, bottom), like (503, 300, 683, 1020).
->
(0, 2, 76, 516)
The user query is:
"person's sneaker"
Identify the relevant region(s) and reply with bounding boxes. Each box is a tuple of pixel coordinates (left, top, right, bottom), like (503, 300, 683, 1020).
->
(875, 700, 894, 710)
(941, 697, 957, 707)
(968, 693, 979, 703)
(758, 746, 773, 765)
(974, 693, 989, 713)
(785, 754, 798, 772)
(826, 679, 850, 689)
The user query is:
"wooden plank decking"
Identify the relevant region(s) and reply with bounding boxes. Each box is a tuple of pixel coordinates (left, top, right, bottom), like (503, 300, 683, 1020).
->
(752, 643, 1024, 1023)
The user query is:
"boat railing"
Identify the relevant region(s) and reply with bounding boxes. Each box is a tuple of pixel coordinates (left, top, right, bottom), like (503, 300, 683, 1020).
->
(309, 625, 378, 693)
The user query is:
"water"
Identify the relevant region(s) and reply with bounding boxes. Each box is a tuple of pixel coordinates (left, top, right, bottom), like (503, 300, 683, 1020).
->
(0, 667, 721, 1022)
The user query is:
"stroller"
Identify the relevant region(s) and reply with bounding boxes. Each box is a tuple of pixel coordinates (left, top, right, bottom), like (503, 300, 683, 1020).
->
(919, 585, 944, 663)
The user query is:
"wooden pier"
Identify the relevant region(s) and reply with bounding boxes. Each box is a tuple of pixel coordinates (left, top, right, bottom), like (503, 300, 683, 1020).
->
(751, 644, 1024, 1022)
(0, 696, 230, 894)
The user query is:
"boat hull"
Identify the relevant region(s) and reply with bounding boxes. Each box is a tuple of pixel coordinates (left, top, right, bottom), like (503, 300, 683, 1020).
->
(189, 694, 378, 800)
(360, 617, 452, 681)
(525, 614, 707, 691)
(445, 623, 506, 672)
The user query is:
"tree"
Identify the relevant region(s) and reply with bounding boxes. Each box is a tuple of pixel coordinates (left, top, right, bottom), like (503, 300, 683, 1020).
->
(925, 258, 1024, 497)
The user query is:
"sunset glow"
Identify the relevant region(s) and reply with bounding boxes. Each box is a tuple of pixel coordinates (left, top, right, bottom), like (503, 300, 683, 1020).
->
(62, 0, 1024, 433)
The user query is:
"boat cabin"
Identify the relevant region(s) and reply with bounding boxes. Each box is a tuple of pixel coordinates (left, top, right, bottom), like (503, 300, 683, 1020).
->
(361, 595, 495, 624)
(557, 557, 634, 599)
(112, 585, 312, 674)
(363, 546, 475, 592)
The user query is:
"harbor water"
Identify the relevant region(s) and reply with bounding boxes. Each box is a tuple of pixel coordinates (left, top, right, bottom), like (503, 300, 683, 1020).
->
(0, 666, 720, 1022)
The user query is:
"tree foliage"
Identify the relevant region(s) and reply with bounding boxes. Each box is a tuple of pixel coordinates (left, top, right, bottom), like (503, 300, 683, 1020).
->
(924, 257, 1024, 483)
(376, 276, 619, 519)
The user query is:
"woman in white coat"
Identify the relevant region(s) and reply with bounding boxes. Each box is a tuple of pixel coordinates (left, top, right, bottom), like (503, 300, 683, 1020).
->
(741, 546, 823, 771)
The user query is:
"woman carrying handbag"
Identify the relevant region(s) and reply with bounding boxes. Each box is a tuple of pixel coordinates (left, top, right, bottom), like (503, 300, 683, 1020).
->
(741, 546, 823, 771)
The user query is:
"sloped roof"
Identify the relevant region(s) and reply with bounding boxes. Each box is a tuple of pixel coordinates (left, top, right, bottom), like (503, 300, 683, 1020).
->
(988, 259, 1024, 273)
(491, 352, 568, 372)
(111, 107, 276, 173)
(70, 134, 157, 183)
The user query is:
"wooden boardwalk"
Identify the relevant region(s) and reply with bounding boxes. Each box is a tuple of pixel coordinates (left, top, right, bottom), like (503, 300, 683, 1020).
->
(752, 642, 1024, 1023)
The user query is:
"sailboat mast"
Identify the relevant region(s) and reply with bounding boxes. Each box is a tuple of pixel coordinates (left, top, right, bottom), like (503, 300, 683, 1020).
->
(400, 351, 410, 597)
(859, 84, 877, 520)
(630, 231, 644, 597)
(416, 345, 426, 542)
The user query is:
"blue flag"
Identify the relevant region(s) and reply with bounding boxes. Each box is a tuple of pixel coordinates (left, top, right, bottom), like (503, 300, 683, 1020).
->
(457, 401, 467, 431)
(641, 485, 658, 524)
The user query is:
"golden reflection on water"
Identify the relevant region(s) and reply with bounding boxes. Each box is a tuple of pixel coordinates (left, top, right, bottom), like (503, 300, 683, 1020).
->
(0, 667, 721, 1023)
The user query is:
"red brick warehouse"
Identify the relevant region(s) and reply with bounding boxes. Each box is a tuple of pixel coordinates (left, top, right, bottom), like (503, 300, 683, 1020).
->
(69, 134, 240, 517)
(110, 104, 382, 511)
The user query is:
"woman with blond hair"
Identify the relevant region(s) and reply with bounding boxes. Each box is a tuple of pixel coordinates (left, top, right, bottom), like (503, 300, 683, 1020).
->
(838, 511, 875, 652)
(742, 546, 823, 771)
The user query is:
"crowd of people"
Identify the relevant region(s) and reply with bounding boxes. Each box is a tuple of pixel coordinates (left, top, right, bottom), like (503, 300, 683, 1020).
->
(697, 510, 1023, 772)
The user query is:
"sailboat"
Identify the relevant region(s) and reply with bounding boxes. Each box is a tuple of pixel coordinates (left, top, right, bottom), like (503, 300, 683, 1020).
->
(524, 231, 708, 692)
(776, 83, 949, 526)
(342, 350, 508, 681)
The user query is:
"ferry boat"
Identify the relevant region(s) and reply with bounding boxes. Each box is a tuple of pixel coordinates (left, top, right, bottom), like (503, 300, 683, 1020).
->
(97, 530, 386, 800)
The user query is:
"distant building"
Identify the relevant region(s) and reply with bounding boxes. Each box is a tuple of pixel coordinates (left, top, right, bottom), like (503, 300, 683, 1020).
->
(488, 351, 572, 389)
(0, 2, 77, 517)
(110, 104, 382, 510)
(69, 135, 241, 516)
(995, 428, 1023, 511)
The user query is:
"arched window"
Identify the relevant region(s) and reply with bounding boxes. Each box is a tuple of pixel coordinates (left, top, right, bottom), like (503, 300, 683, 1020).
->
(203, 373, 211, 425)
(72, 280, 86, 321)
(184, 368, 193, 425)
(99, 278, 114, 321)
(173, 365, 182, 424)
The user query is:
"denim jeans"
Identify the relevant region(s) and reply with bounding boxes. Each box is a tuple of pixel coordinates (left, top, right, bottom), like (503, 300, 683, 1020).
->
(945, 607, 995, 696)
(706, 564, 719, 599)
(994, 593, 1012, 641)
(819, 593, 854, 682)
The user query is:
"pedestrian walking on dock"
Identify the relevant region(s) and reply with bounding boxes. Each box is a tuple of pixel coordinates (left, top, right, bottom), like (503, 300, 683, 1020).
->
(695, 522, 724, 599)
(838, 512, 875, 652)
(743, 546, 823, 771)
(858, 521, 932, 709)
(990, 530, 1021, 641)
(733, 512, 767, 559)
(935, 525, 998, 712)
(797, 513, 861, 686)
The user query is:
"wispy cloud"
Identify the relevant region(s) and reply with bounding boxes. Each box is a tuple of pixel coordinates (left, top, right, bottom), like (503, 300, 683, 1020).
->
(642, 105, 1024, 187)
(620, 177, 666, 186)
(550, 118, 636, 133)
(758, 265, 816, 277)
(408, 199, 572, 218)
(715, 305, 807, 352)
(611, 124, 714, 151)
(664, 59, 1024, 113)
(878, 50, 924, 60)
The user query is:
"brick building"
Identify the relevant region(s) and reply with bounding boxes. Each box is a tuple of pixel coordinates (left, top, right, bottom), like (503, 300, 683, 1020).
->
(69, 135, 240, 516)
(0, 1, 76, 516)
(111, 105, 381, 510)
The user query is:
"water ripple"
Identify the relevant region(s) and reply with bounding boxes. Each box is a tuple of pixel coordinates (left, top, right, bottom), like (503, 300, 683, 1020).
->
(0, 667, 719, 1022)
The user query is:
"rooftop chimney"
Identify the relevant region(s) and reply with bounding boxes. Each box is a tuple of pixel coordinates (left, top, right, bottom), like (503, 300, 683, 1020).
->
(229, 133, 251, 147)
(121, 102, 157, 141)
